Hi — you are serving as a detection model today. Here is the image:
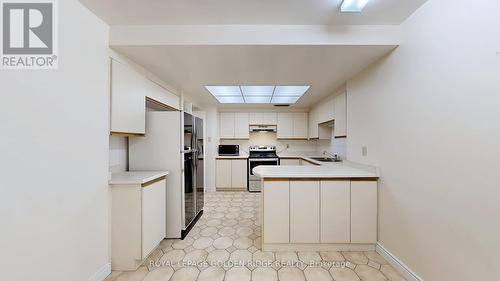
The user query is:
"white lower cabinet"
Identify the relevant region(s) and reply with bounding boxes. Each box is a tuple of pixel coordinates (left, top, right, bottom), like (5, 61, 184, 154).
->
(216, 159, 247, 190)
(321, 180, 351, 243)
(280, 158, 301, 166)
(290, 180, 320, 243)
(111, 178, 166, 271)
(351, 181, 378, 243)
(263, 180, 289, 243)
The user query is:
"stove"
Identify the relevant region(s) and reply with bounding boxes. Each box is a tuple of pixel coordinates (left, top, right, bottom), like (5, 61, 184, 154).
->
(248, 145, 280, 192)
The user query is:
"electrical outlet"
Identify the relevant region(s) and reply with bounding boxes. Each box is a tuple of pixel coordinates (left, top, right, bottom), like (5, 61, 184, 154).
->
(286, 144, 290, 149)
(362, 146, 368, 157)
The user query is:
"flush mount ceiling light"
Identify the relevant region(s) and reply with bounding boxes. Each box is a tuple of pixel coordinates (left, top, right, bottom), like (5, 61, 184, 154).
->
(340, 0, 369, 12)
(205, 85, 310, 104)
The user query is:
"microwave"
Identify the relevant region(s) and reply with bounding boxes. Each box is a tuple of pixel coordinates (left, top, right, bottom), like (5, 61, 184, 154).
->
(218, 145, 239, 156)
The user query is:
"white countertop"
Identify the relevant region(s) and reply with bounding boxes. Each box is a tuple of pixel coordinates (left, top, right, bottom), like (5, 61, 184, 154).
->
(253, 162, 378, 179)
(109, 171, 168, 185)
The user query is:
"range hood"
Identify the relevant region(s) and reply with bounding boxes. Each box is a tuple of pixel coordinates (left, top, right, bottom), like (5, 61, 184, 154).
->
(249, 125, 277, 132)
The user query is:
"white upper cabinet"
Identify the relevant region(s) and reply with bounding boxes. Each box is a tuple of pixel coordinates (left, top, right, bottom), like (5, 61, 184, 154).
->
(234, 113, 250, 139)
(316, 96, 335, 124)
(334, 91, 347, 138)
(219, 112, 249, 139)
(277, 113, 294, 139)
(277, 112, 308, 139)
(293, 112, 308, 139)
(249, 112, 277, 125)
(308, 107, 319, 139)
(110, 59, 146, 135)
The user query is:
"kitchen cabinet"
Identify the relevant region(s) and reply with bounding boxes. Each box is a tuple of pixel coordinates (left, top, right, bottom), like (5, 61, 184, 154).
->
(351, 181, 377, 243)
(277, 112, 308, 139)
(290, 180, 320, 243)
(231, 159, 247, 188)
(219, 113, 235, 139)
(317, 96, 335, 124)
(280, 158, 301, 166)
(110, 176, 166, 271)
(219, 112, 249, 139)
(110, 59, 146, 135)
(263, 180, 290, 243)
(334, 91, 347, 138)
(249, 112, 277, 125)
(321, 180, 350, 243)
(216, 159, 247, 190)
(235, 113, 250, 139)
(308, 107, 319, 139)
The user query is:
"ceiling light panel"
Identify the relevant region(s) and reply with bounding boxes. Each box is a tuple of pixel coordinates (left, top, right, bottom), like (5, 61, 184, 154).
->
(215, 96, 245, 103)
(244, 96, 272, 104)
(340, 0, 369, 12)
(271, 96, 301, 104)
(205, 86, 242, 96)
(273, 86, 310, 96)
(241, 86, 275, 96)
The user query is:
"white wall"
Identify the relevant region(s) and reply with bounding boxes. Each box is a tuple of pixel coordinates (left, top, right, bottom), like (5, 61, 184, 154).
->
(346, 0, 500, 280)
(109, 136, 128, 172)
(0, 1, 110, 280)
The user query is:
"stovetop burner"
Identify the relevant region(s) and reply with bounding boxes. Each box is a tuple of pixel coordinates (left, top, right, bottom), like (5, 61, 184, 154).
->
(248, 145, 278, 159)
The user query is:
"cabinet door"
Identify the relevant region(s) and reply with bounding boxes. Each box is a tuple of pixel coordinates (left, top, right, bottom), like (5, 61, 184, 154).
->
(308, 108, 318, 139)
(216, 160, 232, 188)
(219, 113, 235, 139)
(234, 113, 250, 139)
(111, 60, 146, 135)
(293, 112, 308, 139)
(249, 112, 263, 125)
(231, 159, 247, 188)
(262, 112, 277, 125)
(280, 159, 301, 166)
(317, 96, 335, 124)
(320, 180, 350, 243)
(334, 91, 347, 137)
(142, 180, 166, 258)
(290, 180, 320, 243)
(263, 180, 290, 243)
(277, 113, 293, 139)
(351, 181, 377, 243)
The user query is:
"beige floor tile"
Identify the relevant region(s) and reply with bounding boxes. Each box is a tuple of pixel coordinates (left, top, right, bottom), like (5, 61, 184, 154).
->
(170, 267, 199, 281)
(142, 266, 174, 281)
(252, 267, 278, 281)
(355, 265, 388, 281)
(219, 226, 236, 236)
(368, 260, 381, 270)
(206, 219, 222, 227)
(329, 267, 360, 281)
(159, 239, 176, 250)
(193, 237, 213, 249)
(197, 267, 225, 281)
(234, 237, 253, 249)
(206, 249, 230, 264)
(200, 227, 218, 237)
(380, 265, 407, 281)
(278, 267, 306, 281)
(213, 236, 233, 249)
(298, 251, 322, 264)
(320, 251, 345, 262)
(253, 250, 275, 263)
(342, 252, 368, 264)
(143, 248, 164, 270)
(172, 237, 194, 250)
(160, 249, 186, 265)
(276, 251, 299, 263)
(104, 271, 123, 281)
(226, 267, 251, 281)
(304, 267, 333, 281)
(115, 266, 148, 281)
(364, 251, 389, 265)
(230, 249, 253, 263)
(236, 226, 254, 236)
(182, 249, 208, 264)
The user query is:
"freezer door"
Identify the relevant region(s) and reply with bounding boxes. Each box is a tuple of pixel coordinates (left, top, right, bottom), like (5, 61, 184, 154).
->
(184, 112, 196, 227)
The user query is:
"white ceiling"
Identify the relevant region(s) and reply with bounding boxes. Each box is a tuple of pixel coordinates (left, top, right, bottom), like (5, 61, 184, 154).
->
(80, 0, 427, 25)
(112, 45, 396, 108)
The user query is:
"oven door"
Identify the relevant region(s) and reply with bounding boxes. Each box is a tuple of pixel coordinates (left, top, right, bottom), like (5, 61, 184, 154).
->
(248, 158, 279, 180)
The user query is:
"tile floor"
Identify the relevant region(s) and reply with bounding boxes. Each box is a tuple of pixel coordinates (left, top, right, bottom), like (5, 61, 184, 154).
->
(106, 192, 406, 281)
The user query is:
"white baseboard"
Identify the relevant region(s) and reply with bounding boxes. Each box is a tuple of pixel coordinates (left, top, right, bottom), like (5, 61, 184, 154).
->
(376, 243, 423, 281)
(88, 263, 111, 281)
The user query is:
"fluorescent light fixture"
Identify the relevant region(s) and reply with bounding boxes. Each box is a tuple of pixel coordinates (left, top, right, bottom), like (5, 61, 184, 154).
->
(241, 86, 275, 96)
(215, 96, 245, 103)
(205, 86, 242, 96)
(274, 86, 310, 96)
(271, 96, 300, 104)
(244, 96, 272, 104)
(340, 0, 369, 12)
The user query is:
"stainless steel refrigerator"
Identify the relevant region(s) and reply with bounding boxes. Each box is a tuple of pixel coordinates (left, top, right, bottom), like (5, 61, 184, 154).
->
(129, 111, 204, 239)
(182, 112, 204, 234)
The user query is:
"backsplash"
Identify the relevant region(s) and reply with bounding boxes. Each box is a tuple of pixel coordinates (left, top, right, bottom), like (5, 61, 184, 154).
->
(220, 132, 317, 154)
